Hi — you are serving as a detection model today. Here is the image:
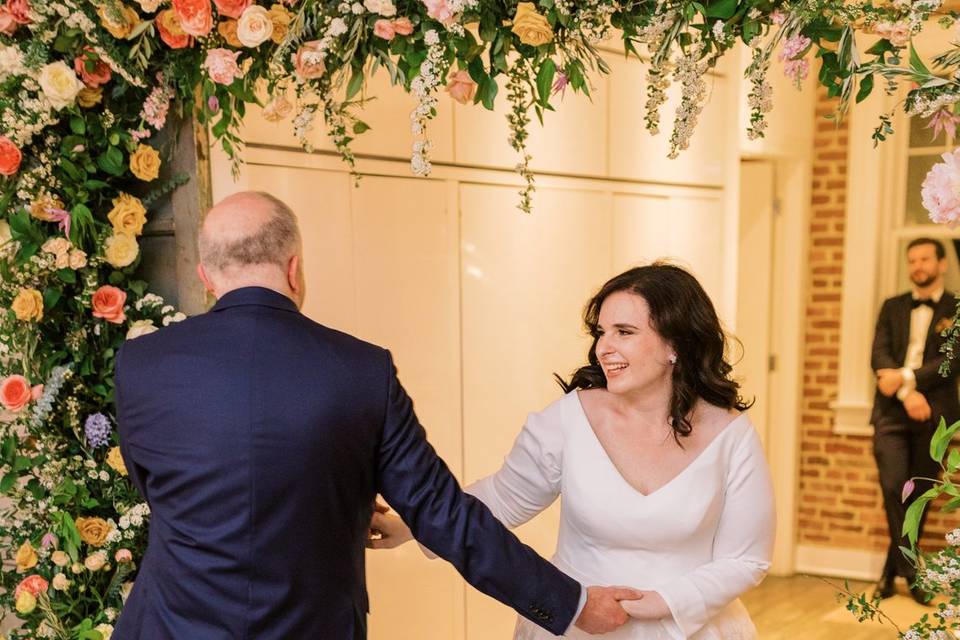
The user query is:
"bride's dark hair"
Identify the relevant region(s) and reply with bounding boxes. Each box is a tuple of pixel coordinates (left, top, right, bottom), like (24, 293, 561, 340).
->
(557, 263, 751, 442)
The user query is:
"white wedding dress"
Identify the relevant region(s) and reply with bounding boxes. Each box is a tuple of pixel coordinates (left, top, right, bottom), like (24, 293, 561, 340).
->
(466, 391, 775, 639)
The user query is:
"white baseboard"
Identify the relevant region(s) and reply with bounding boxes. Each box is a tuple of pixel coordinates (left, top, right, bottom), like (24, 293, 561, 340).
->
(795, 544, 886, 581)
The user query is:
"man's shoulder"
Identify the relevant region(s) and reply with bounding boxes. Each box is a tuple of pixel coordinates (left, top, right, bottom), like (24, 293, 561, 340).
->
(881, 292, 912, 309)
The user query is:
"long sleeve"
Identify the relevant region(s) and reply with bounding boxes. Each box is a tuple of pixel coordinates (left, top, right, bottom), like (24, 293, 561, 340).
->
(654, 428, 775, 638)
(114, 345, 148, 502)
(872, 299, 900, 371)
(914, 353, 960, 392)
(466, 402, 564, 528)
(375, 353, 581, 635)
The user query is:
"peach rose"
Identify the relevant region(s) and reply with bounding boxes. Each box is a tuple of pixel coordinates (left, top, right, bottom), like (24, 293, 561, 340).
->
(217, 18, 243, 47)
(115, 549, 133, 564)
(203, 47, 243, 84)
(0, 375, 35, 412)
(73, 48, 112, 88)
(373, 18, 395, 40)
(91, 286, 127, 324)
(392, 17, 413, 36)
(0, 135, 21, 176)
(6, 0, 30, 25)
(14, 542, 37, 573)
(157, 9, 193, 49)
(11, 287, 43, 322)
(262, 94, 292, 122)
(237, 4, 272, 46)
(172, 0, 213, 37)
(51, 550, 69, 567)
(294, 41, 325, 79)
(445, 70, 477, 105)
(51, 573, 70, 591)
(213, 0, 251, 18)
(84, 551, 107, 571)
(0, 9, 17, 35)
(76, 517, 112, 547)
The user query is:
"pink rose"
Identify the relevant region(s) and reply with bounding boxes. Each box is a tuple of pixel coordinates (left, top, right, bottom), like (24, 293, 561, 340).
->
(391, 17, 413, 36)
(293, 41, 325, 79)
(0, 136, 22, 177)
(0, 375, 33, 412)
(91, 285, 127, 324)
(373, 18, 395, 40)
(445, 70, 477, 105)
(5, 0, 30, 25)
(115, 549, 133, 564)
(203, 47, 243, 85)
(422, 0, 454, 26)
(14, 575, 48, 599)
(213, 0, 251, 18)
(172, 0, 213, 37)
(74, 48, 112, 88)
(0, 8, 17, 35)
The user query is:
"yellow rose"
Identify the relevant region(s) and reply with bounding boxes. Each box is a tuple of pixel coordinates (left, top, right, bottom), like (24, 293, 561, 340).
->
(15, 542, 37, 573)
(268, 4, 292, 44)
(218, 20, 243, 48)
(15, 590, 36, 615)
(511, 2, 553, 47)
(30, 194, 64, 222)
(104, 233, 140, 269)
(38, 61, 84, 111)
(0, 219, 10, 244)
(11, 288, 43, 322)
(75, 517, 111, 547)
(77, 86, 103, 108)
(97, 4, 142, 40)
(130, 144, 161, 182)
(106, 447, 128, 476)
(107, 193, 147, 236)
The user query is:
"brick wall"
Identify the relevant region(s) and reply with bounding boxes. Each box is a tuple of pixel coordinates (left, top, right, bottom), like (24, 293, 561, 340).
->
(797, 86, 953, 554)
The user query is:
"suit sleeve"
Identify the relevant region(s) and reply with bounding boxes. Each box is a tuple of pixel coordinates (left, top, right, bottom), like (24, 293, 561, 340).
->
(375, 352, 581, 635)
(871, 299, 900, 372)
(114, 345, 149, 502)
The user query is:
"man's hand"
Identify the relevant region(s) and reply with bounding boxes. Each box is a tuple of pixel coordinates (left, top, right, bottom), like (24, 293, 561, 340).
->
(877, 369, 904, 397)
(903, 390, 932, 422)
(574, 586, 643, 634)
(620, 591, 671, 621)
(367, 503, 414, 550)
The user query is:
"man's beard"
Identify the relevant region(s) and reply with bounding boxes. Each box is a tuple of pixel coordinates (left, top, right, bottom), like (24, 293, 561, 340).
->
(911, 272, 938, 288)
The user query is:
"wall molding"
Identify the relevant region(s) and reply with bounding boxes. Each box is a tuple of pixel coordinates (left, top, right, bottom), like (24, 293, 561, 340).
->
(795, 544, 886, 581)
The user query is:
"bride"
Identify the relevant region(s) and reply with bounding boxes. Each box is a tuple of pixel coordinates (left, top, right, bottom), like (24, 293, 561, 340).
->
(370, 264, 775, 639)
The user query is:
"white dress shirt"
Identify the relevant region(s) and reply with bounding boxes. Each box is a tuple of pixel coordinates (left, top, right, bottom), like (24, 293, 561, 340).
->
(465, 392, 775, 639)
(896, 287, 944, 401)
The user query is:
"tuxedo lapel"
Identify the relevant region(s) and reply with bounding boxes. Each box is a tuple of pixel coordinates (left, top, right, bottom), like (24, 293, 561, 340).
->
(927, 294, 956, 345)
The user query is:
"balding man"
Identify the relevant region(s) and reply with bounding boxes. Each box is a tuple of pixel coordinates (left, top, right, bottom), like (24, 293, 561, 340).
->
(113, 192, 637, 639)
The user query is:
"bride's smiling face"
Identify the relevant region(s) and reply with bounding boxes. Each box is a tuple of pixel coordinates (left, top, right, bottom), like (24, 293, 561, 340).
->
(595, 290, 674, 395)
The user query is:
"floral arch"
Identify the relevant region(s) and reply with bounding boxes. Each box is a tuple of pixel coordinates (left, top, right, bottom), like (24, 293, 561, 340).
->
(0, 0, 959, 637)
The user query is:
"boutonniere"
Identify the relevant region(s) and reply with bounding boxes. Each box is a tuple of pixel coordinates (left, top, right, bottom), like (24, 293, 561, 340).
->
(936, 317, 954, 334)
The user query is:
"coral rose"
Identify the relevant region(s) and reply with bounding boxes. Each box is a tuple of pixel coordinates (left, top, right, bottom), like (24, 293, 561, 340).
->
(91, 286, 127, 324)
(172, 0, 213, 37)
(11, 288, 43, 322)
(14, 574, 47, 599)
(130, 144, 161, 181)
(76, 517, 112, 547)
(107, 193, 147, 236)
(213, 0, 251, 18)
(157, 9, 193, 49)
(392, 17, 414, 36)
(511, 2, 553, 46)
(0, 375, 37, 412)
(6, 0, 31, 25)
(373, 19, 395, 40)
(74, 49, 112, 88)
(0, 135, 21, 176)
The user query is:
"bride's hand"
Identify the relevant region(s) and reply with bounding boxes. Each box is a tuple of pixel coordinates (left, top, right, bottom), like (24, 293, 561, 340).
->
(367, 503, 414, 549)
(620, 591, 671, 620)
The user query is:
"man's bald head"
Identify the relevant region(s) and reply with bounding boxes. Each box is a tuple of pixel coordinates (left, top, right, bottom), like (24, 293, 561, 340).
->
(199, 191, 301, 274)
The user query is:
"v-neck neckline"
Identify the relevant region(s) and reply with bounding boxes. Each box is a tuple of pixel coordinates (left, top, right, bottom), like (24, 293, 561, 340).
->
(571, 390, 747, 499)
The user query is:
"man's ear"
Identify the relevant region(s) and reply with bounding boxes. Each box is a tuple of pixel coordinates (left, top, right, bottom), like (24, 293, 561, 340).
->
(197, 263, 216, 294)
(287, 255, 302, 295)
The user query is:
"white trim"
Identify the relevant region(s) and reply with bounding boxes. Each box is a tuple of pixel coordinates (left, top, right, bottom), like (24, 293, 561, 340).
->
(830, 400, 874, 437)
(795, 544, 886, 581)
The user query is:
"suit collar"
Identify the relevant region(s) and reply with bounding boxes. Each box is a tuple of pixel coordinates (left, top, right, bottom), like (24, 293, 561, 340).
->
(912, 286, 945, 303)
(211, 286, 300, 314)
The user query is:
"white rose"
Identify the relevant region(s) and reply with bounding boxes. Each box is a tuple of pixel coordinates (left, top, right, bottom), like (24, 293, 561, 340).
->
(0, 45, 26, 82)
(237, 5, 274, 47)
(38, 61, 84, 111)
(95, 624, 114, 640)
(126, 319, 158, 340)
(363, 0, 396, 16)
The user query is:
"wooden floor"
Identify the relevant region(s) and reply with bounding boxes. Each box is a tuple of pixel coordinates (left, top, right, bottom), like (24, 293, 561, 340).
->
(742, 575, 937, 639)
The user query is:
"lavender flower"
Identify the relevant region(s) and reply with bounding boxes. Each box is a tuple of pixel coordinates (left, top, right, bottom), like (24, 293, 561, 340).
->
(84, 413, 112, 449)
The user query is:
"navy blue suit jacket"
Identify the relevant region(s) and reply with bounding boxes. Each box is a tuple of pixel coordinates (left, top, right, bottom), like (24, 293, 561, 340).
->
(113, 287, 581, 639)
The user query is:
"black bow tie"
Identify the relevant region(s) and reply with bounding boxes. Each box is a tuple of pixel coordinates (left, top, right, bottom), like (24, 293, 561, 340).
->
(912, 298, 936, 309)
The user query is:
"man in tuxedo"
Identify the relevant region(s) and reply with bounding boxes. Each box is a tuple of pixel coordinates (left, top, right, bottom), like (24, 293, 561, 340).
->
(871, 237, 960, 603)
(113, 191, 638, 639)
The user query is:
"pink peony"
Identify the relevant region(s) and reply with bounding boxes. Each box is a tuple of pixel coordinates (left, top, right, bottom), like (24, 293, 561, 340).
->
(203, 47, 243, 85)
(373, 18, 395, 40)
(213, 0, 252, 18)
(392, 17, 414, 36)
(922, 148, 960, 227)
(5, 0, 30, 25)
(422, 0, 455, 26)
(172, 0, 214, 37)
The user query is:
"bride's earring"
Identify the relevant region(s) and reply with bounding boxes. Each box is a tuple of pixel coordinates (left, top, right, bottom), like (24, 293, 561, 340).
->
(668, 354, 677, 365)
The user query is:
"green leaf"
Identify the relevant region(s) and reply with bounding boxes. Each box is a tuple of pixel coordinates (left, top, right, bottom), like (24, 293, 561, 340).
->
(903, 488, 938, 545)
(898, 545, 917, 564)
(479, 75, 499, 110)
(57, 268, 77, 284)
(949, 448, 960, 472)
(0, 473, 16, 493)
(97, 146, 125, 176)
(346, 68, 365, 101)
(353, 121, 371, 135)
(536, 58, 557, 108)
(705, 0, 738, 19)
(43, 287, 61, 312)
(70, 116, 86, 135)
(909, 44, 930, 76)
(930, 417, 960, 462)
(855, 74, 874, 104)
